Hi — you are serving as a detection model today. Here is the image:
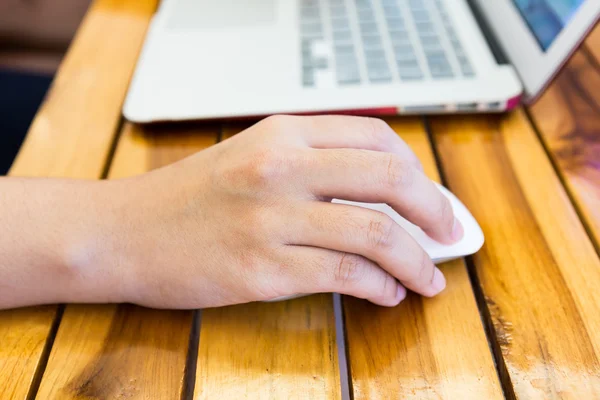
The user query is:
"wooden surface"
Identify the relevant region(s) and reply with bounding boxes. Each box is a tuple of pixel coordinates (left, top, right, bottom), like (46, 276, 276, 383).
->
(430, 110, 600, 398)
(586, 23, 600, 65)
(34, 123, 218, 399)
(196, 296, 340, 399)
(343, 119, 504, 400)
(194, 126, 341, 400)
(529, 39, 600, 247)
(1, 1, 158, 399)
(10, 0, 158, 179)
(2, 2, 600, 399)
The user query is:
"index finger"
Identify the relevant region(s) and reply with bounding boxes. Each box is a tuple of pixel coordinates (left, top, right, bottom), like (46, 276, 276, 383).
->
(303, 148, 463, 244)
(295, 115, 424, 172)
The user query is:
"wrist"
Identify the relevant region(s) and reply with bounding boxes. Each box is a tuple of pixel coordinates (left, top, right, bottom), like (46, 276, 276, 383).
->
(62, 179, 141, 304)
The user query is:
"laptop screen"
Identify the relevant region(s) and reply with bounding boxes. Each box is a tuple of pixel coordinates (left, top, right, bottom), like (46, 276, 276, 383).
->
(512, 0, 586, 51)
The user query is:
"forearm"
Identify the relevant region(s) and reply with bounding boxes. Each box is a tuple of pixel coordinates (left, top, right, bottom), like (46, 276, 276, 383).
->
(0, 177, 132, 309)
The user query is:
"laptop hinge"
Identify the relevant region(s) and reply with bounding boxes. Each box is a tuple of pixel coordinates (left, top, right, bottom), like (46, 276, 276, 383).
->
(465, 0, 510, 65)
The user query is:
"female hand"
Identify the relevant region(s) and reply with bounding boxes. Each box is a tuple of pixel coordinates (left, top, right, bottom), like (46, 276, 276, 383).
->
(99, 115, 463, 309)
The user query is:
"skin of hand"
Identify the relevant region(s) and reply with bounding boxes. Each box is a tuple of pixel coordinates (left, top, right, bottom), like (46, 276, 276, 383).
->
(0, 115, 463, 310)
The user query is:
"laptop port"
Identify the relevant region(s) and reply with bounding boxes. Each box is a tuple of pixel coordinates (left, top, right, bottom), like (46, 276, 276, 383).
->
(403, 105, 448, 113)
(456, 103, 479, 111)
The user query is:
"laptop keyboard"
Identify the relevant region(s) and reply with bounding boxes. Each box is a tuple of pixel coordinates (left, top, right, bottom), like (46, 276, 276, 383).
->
(300, 0, 475, 87)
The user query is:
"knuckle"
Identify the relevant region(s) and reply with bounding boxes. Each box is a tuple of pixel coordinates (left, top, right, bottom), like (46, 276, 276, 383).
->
(260, 114, 289, 131)
(382, 273, 395, 295)
(371, 273, 395, 303)
(402, 249, 432, 285)
(214, 148, 287, 192)
(439, 196, 455, 228)
(334, 253, 366, 288)
(247, 148, 287, 186)
(382, 154, 413, 191)
(366, 214, 396, 251)
(411, 251, 433, 285)
(364, 117, 392, 143)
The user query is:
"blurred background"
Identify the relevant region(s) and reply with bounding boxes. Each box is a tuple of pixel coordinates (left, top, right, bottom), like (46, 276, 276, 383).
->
(0, 0, 92, 174)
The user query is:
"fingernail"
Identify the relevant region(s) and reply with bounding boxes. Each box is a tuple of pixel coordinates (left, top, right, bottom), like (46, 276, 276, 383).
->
(396, 285, 407, 303)
(431, 268, 446, 295)
(451, 218, 464, 242)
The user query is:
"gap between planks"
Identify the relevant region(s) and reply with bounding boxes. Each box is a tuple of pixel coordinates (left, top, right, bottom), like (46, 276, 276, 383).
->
(423, 117, 517, 400)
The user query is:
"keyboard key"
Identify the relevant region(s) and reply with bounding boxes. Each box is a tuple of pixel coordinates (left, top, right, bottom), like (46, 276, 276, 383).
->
(362, 35, 383, 47)
(301, 22, 322, 36)
(330, 5, 347, 18)
(412, 9, 430, 22)
(337, 53, 359, 66)
(422, 43, 445, 53)
(419, 35, 440, 46)
(302, 0, 474, 86)
(461, 64, 475, 77)
(314, 57, 329, 69)
(415, 21, 434, 33)
(426, 53, 449, 64)
(393, 43, 415, 55)
(396, 58, 420, 67)
(386, 17, 405, 30)
(357, 8, 376, 21)
(368, 65, 392, 82)
(331, 17, 351, 31)
(355, 0, 372, 10)
(333, 30, 353, 42)
(383, 6, 402, 18)
(301, 7, 320, 19)
(303, 68, 315, 86)
(359, 21, 379, 34)
(337, 66, 361, 84)
(429, 63, 454, 78)
(399, 67, 424, 81)
(389, 30, 410, 44)
(364, 48, 386, 60)
(334, 43, 356, 54)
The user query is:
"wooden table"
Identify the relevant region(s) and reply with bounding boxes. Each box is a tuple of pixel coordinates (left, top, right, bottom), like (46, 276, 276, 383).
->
(2, 1, 600, 399)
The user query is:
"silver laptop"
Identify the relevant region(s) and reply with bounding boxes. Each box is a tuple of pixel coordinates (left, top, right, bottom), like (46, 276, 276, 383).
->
(123, 0, 600, 122)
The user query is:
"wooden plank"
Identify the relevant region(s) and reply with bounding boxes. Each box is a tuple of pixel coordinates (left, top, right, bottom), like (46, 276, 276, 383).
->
(0, 306, 58, 400)
(430, 110, 600, 398)
(342, 118, 504, 400)
(10, 0, 157, 179)
(1, 1, 157, 399)
(35, 122, 219, 399)
(194, 125, 342, 400)
(585, 23, 600, 66)
(529, 49, 600, 248)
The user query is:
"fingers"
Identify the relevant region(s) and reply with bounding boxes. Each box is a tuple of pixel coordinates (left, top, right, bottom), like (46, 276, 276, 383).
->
(290, 115, 424, 172)
(303, 148, 462, 244)
(284, 245, 407, 307)
(287, 202, 446, 297)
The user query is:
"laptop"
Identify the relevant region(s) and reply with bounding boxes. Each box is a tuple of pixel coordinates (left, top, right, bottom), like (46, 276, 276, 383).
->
(123, 0, 600, 122)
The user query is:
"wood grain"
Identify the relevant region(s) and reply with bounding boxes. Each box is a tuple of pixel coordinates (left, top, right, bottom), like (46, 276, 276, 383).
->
(9, 0, 157, 179)
(1, 1, 158, 399)
(0, 306, 58, 400)
(585, 23, 600, 66)
(430, 110, 600, 399)
(529, 49, 600, 247)
(194, 125, 342, 400)
(35, 122, 219, 399)
(343, 118, 504, 400)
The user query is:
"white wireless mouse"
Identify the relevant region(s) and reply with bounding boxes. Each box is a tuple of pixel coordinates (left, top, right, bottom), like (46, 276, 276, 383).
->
(265, 182, 484, 302)
(332, 183, 485, 264)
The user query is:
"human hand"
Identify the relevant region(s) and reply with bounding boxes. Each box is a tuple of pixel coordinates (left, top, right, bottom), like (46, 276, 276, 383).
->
(105, 115, 463, 309)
